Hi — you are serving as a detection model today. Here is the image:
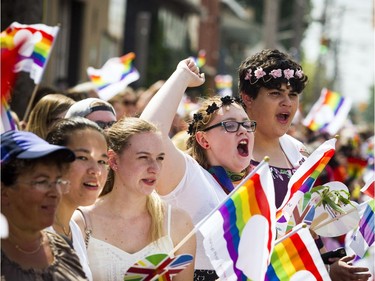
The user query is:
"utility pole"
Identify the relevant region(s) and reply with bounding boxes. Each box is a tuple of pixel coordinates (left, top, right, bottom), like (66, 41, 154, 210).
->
(263, 0, 280, 49)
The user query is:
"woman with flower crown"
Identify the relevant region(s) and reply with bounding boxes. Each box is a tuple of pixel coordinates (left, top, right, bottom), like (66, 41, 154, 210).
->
(141, 59, 256, 280)
(239, 49, 371, 281)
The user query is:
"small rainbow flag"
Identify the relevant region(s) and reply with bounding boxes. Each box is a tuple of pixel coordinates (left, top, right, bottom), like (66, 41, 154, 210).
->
(277, 138, 336, 225)
(1, 22, 59, 84)
(87, 52, 140, 101)
(215, 74, 233, 97)
(190, 49, 206, 68)
(265, 225, 330, 280)
(200, 163, 276, 281)
(349, 200, 375, 258)
(1, 100, 16, 133)
(303, 88, 352, 135)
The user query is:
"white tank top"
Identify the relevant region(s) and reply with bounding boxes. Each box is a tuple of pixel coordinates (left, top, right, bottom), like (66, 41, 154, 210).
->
(86, 206, 174, 281)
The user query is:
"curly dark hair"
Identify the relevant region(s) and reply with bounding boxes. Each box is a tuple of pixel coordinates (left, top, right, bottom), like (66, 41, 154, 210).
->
(238, 49, 308, 99)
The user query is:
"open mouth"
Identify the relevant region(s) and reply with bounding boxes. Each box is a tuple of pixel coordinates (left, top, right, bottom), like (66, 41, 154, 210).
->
(276, 113, 290, 122)
(84, 182, 99, 190)
(237, 140, 249, 157)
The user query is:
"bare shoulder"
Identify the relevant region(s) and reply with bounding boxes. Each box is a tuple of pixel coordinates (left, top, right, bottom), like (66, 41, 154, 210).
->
(169, 206, 194, 237)
(72, 206, 94, 233)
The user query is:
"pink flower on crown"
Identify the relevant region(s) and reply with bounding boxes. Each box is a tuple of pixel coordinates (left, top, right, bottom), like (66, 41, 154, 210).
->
(254, 67, 266, 79)
(283, 69, 295, 80)
(295, 69, 304, 78)
(245, 69, 252, 80)
(269, 69, 282, 78)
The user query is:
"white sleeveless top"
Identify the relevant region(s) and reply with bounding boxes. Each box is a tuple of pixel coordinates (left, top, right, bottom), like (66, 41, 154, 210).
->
(86, 206, 174, 281)
(46, 221, 93, 281)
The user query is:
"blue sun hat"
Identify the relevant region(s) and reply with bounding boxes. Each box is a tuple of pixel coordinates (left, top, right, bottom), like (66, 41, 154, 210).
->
(1, 130, 75, 164)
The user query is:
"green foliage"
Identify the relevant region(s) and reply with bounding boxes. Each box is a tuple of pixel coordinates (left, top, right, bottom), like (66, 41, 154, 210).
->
(310, 185, 354, 214)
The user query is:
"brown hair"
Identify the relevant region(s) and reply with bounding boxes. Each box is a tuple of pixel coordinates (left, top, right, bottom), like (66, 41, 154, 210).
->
(238, 49, 308, 100)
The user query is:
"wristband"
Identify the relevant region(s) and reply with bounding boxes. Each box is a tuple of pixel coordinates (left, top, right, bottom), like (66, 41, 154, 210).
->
(315, 235, 324, 250)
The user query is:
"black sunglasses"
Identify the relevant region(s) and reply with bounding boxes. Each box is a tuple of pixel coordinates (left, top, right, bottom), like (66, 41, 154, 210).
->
(95, 121, 116, 129)
(203, 120, 256, 133)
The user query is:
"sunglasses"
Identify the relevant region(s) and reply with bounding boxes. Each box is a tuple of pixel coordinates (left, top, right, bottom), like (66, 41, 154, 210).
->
(203, 120, 256, 133)
(95, 121, 116, 129)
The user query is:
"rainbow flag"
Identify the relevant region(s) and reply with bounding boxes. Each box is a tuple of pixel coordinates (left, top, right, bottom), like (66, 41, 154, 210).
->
(200, 163, 276, 281)
(347, 156, 368, 179)
(87, 52, 140, 101)
(1, 98, 16, 133)
(265, 225, 330, 280)
(277, 138, 336, 226)
(215, 75, 233, 97)
(349, 200, 375, 258)
(303, 88, 352, 135)
(194, 49, 206, 68)
(1, 22, 59, 84)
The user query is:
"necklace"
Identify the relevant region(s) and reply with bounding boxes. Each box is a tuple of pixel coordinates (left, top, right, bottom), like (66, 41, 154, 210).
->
(14, 234, 44, 255)
(55, 216, 71, 237)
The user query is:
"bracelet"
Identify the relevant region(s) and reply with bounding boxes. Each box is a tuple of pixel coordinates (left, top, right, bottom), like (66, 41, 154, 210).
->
(327, 264, 331, 274)
(315, 236, 324, 250)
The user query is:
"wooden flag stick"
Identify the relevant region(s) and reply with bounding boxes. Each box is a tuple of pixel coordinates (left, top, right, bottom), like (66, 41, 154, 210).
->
(22, 83, 39, 123)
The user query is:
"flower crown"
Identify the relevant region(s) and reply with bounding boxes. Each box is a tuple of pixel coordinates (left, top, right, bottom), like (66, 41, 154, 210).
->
(187, 96, 242, 135)
(245, 67, 304, 85)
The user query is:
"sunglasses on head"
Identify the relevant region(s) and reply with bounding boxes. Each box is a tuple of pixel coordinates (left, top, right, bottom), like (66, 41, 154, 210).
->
(95, 121, 116, 129)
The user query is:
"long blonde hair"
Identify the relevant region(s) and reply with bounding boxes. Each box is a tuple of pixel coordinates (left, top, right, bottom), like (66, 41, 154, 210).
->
(26, 94, 75, 139)
(103, 117, 165, 241)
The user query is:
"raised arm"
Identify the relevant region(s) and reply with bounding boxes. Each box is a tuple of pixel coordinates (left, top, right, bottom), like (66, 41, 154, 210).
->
(140, 59, 204, 195)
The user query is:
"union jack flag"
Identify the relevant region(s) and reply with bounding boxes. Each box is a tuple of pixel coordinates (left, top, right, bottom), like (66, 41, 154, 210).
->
(124, 253, 193, 281)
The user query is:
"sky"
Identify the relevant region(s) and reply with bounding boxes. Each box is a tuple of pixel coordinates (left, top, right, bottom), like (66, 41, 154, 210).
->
(302, 0, 374, 104)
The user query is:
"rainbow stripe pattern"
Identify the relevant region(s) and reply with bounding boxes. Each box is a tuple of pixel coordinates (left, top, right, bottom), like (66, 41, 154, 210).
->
(349, 200, 375, 257)
(87, 52, 140, 101)
(200, 163, 276, 280)
(265, 226, 330, 280)
(1, 99, 16, 133)
(1, 22, 59, 84)
(277, 138, 336, 223)
(303, 88, 352, 135)
(195, 50, 206, 67)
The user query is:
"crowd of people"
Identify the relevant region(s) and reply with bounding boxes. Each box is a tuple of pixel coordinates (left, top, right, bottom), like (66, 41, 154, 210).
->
(1, 49, 373, 281)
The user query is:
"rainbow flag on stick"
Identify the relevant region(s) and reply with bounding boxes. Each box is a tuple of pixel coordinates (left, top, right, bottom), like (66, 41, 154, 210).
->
(199, 161, 276, 281)
(1, 22, 59, 84)
(349, 200, 375, 258)
(277, 138, 336, 228)
(265, 224, 330, 280)
(87, 52, 140, 101)
(303, 88, 352, 135)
